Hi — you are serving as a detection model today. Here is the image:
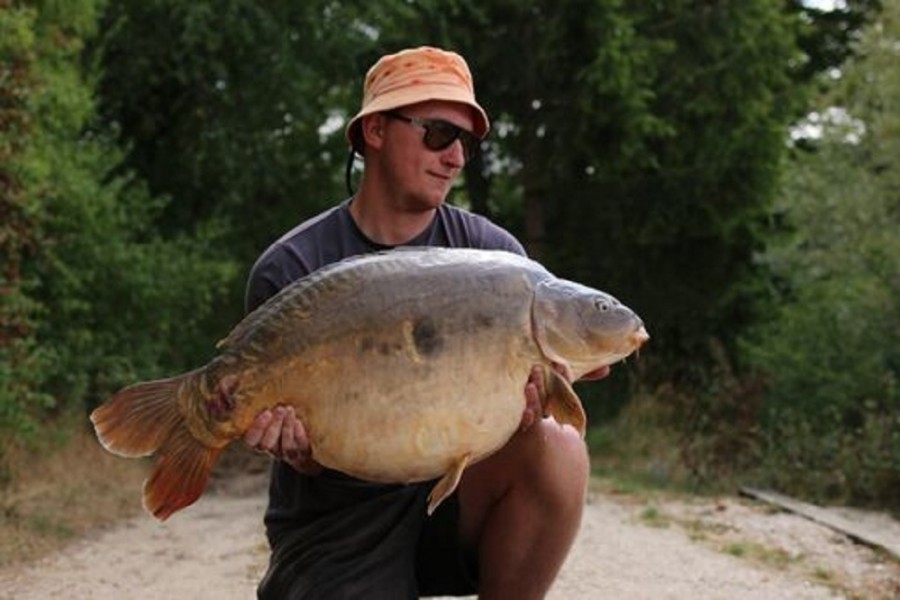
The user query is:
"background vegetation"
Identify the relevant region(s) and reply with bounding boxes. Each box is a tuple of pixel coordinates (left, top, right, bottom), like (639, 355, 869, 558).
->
(1, 0, 896, 512)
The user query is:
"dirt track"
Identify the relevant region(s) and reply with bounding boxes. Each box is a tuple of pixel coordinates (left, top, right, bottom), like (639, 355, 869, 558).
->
(1, 472, 898, 599)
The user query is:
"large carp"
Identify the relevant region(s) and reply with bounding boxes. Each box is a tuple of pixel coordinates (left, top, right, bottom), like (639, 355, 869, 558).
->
(91, 247, 649, 521)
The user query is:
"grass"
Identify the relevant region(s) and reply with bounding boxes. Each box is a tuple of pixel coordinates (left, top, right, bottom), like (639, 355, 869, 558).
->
(586, 393, 717, 498)
(680, 518, 734, 542)
(0, 421, 149, 567)
(638, 505, 670, 528)
(723, 541, 801, 569)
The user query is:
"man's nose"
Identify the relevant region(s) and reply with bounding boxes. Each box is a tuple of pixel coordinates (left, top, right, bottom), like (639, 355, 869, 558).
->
(441, 139, 466, 168)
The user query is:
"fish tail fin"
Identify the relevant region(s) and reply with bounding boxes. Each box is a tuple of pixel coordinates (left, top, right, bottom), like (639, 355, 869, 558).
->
(90, 374, 192, 458)
(143, 426, 224, 521)
(90, 370, 223, 520)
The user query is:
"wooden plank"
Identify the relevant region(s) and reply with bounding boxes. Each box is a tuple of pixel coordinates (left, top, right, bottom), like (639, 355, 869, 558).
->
(739, 486, 900, 561)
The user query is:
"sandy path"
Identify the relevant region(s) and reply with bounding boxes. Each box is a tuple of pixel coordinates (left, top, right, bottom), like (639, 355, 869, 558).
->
(1, 474, 897, 599)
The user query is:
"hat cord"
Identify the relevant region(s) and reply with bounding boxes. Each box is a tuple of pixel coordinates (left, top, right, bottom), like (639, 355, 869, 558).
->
(345, 149, 357, 196)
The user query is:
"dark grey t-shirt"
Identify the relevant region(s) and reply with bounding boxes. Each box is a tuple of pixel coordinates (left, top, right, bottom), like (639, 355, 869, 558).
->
(245, 198, 526, 598)
(246, 198, 525, 313)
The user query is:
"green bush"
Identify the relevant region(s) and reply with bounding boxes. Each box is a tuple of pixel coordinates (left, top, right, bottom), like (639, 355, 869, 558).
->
(752, 404, 899, 507)
(1, 2, 50, 438)
(738, 1, 900, 508)
(0, 1, 237, 457)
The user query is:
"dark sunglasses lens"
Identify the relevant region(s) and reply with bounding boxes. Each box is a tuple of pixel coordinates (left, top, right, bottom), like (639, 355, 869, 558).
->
(423, 121, 479, 160)
(422, 121, 459, 151)
(459, 132, 479, 160)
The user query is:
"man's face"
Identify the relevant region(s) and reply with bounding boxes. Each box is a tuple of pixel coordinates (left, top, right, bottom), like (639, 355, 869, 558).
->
(377, 100, 477, 212)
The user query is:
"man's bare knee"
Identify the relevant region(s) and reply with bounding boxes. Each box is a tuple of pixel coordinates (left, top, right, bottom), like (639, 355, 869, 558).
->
(458, 417, 588, 542)
(520, 418, 590, 505)
(456, 418, 589, 599)
(473, 418, 589, 506)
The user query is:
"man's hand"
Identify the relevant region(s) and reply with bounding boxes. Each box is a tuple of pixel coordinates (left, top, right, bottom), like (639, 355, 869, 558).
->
(243, 405, 323, 475)
(519, 365, 612, 432)
(519, 367, 545, 432)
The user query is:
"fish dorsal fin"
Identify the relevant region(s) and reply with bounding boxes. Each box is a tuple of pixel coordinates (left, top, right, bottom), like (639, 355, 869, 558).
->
(217, 257, 366, 351)
(542, 368, 587, 438)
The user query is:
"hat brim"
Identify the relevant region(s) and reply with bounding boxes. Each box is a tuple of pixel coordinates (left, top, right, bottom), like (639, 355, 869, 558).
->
(345, 85, 490, 154)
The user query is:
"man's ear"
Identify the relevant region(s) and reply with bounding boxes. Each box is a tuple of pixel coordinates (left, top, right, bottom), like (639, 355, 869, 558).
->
(360, 114, 385, 150)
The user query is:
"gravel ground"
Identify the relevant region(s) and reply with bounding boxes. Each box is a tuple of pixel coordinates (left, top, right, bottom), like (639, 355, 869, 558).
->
(0, 473, 897, 599)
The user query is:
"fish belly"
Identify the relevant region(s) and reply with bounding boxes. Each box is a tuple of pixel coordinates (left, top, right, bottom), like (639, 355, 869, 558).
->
(300, 331, 533, 483)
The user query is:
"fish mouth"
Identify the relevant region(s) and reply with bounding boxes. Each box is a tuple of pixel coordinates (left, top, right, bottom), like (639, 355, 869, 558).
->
(567, 325, 650, 381)
(543, 325, 650, 384)
(630, 326, 650, 361)
(630, 326, 650, 350)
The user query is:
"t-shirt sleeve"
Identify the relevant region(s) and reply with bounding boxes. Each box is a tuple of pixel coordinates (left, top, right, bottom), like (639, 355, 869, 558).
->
(244, 246, 312, 315)
(450, 210, 527, 256)
(481, 223, 527, 256)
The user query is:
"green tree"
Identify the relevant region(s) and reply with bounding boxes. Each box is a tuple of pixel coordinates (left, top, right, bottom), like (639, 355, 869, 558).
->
(742, 0, 899, 504)
(92, 0, 379, 323)
(0, 0, 234, 454)
(0, 0, 49, 438)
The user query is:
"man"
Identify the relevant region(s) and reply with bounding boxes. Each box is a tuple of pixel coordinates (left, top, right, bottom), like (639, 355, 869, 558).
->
(243, 46, 605, 599)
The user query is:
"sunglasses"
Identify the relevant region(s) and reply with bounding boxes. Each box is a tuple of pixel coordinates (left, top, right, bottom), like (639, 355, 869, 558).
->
(382, 111, 481, 162)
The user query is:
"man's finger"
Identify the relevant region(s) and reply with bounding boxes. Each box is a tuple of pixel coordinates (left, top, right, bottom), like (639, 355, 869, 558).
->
(528, 365, 546, 397)
(243, 409, 273, 447)
(259, 406, 286, 452)
(519, 409, 536, 432)
(281, 407, 304, 455)
(520, 381, 542, 432)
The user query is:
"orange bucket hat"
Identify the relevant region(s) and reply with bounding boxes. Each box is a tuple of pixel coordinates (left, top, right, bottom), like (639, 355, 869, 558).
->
(345, 46, 490, 154)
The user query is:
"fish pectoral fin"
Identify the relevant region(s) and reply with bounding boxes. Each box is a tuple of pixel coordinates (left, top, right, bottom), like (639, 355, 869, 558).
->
(544, 369, 588, 438)
(427, 453, 471, 516)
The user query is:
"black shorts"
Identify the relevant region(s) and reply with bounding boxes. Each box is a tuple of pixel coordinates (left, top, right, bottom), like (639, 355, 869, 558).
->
(416, 491, 479, 596)
(257, 477, 478, 599)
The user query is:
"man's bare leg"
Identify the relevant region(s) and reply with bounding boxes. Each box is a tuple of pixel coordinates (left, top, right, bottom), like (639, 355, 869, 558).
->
(457, 417, 589, 599)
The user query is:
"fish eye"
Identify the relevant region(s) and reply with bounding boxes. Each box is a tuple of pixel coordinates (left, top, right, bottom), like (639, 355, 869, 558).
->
(593, 298, 610, 312)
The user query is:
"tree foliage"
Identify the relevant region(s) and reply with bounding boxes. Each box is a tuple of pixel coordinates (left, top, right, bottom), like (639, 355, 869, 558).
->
(0, 1, 49, 437)
(89, 1, 402, 338)
(93, 1, 375, 262)
(0, 0, 234, 455)
(741, 0, 899, 504)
